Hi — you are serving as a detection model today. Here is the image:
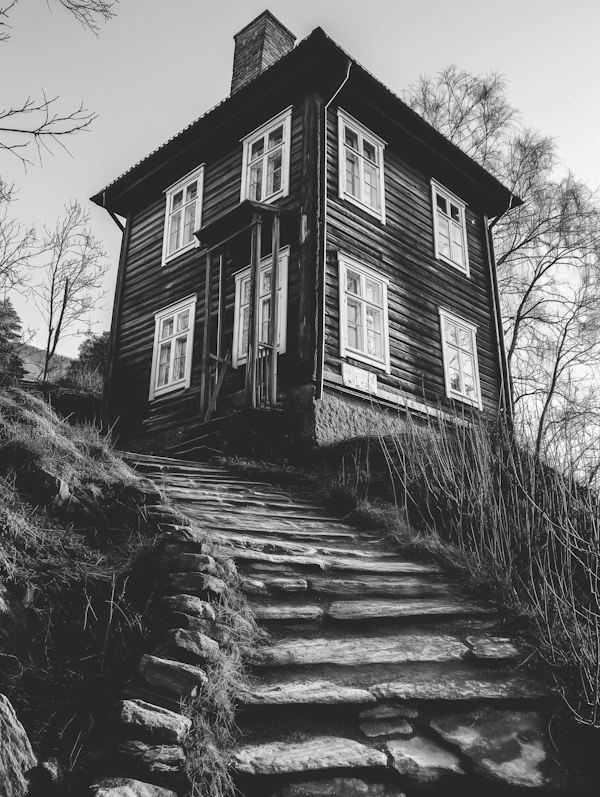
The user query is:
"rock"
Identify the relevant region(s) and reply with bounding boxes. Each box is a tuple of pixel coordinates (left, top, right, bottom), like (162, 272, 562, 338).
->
(386, 736, 465, 784)
(162, 539, 209, 555)
(159, 553, 216, 574)
(0, 693, 37, 797)
(327, 599, 493, 621)
(157, 627, 221, 665)
(115, 740, 185, 773)
(138, 653, 207, 697)
(370, 673, 550, 701)
(240, 578, 268, 595)
(254, 634, 468, 666)
(232, 736, 387, 774)
(114, 699, 191, 743)
(309, 576, 451, 598)
(274, 778, 407, 796)
(252, 604, 324, 620)
(267, 577, 309, 592)
(360, 704, 420, 720)
(163, 573, 226, 597)
(360, 718, 413, 738)
(430, 708, 569, 788)
(466, 635, 522, 659)
(241, 680, 376, 705)
(24, 756, 66, 796)
(158, 594, 216, 621)
(89, 776, 178, 796)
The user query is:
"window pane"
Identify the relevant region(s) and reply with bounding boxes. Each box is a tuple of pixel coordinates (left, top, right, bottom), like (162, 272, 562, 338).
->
(161, 316, 174, 340)
(366, 306, 382, 357)
(437, 216, 451, 257)
(183, 202, 196, 246)
(266, 149, 282, 196)
(363, 161, 379, 209)
(458, 326, 472, 351)
(345, 152, 360, 198)
(268, 126, 283, 149)
(242, 278, 251, 303)
(346, 270, 360, 296)
(157, 342, 171, 387)
(168, 211, 182, 254)
(172, 190, 183, 212)
(462, 353, 475, 395)
(365, 278, 381, 305)
(186, 182, 197, 202)
(345, 128, 359, 150)
(249, 161, 263, 201)
(176, 310, 189, 333)
(451, 223, 465, 265)
(241, 306, 249, 354)
(260, 297, 271, 343)
(445, 321, 457, 345)
(363, 140, 377, 163)
(450, 203, 460, 222)
(262, 271, 272, 294)
(448, 348, 460, 391)
(250, 138, 264, 160)
(173, 337, 187, 381)
(436, 194, 447, 215)
(347, 298, 362, 351)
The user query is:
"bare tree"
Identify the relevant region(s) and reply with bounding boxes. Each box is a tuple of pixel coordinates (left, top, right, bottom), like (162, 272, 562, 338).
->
(34, 201, 108, 386)
(0, 178, 36, 292)
(405, 67, 600, 479)
(0, 1, 117, 164)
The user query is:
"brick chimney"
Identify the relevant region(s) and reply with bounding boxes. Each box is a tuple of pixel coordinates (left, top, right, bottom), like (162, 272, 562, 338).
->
(231, 11, 296, 94)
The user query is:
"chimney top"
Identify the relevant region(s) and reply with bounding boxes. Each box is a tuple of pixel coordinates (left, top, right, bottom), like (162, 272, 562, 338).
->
(231, 10, 296, 95)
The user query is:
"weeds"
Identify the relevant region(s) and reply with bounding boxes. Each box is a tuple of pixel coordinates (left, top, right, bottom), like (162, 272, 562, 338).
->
(379, 408, 600, 727)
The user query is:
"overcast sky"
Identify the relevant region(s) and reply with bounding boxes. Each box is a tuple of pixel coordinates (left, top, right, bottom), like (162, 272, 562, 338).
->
(2, 0, 599, 357)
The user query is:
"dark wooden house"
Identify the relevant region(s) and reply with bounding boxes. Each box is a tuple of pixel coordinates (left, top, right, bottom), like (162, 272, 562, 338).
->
(92, 11, 519, 455)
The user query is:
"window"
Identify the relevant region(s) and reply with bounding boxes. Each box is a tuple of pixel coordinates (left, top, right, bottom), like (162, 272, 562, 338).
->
(338, 254, 390, 372)
(162, 166, 204, 265)
(240, 108, 292, 204)
(432, 180, 469, 274)
(439, 309, 482, 408)
(232, 248, 289, 368)
(338, 109, 386, 222)
(149, 295, 197, 399)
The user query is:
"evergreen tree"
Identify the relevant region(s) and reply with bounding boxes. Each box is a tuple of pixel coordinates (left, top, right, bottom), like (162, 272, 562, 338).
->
(0, 297, 25, 386)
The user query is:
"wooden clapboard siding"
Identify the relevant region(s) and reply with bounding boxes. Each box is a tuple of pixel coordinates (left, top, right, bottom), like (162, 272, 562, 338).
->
(110, 103, 309, 433)
(323, 100, 503, 414)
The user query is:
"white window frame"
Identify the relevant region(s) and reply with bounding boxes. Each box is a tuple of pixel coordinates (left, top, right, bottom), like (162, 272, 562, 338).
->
(232, 246, 290, 368)
(338, 253, 390, 373)
(240, 107, 292, 204)
(338, 108, 386, 223)
(439, 308, 482, 409)
(162, 166, 205, 266)
(149, 295, 197, 400)
(432, 179, 469, 276)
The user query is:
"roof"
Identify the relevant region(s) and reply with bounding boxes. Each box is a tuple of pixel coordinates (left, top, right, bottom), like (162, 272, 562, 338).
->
(91, 26, 520, 217)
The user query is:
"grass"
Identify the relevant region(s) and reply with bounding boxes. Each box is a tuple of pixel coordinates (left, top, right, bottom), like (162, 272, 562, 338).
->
(0, 388, 163, 768)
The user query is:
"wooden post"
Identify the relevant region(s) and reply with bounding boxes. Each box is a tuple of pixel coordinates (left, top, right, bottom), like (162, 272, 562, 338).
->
(246, 211, 262, 408)
(216, 253, 225, 382)
(268, 212, 280, 408)
(200, 250, 212, 417)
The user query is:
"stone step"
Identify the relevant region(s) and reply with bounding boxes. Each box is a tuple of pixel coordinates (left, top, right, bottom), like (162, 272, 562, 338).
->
(226, 548, 441, 575)
(231, 736, 387, 775)
(252, 604, 325, 621)
(326, 598, 495, 621)
(213, 532, 396, 560)
(253, 634, 470, 666)
(305, 575, 453, 598)
(167, 490, 327, 514)
(269, 778, 407, 797)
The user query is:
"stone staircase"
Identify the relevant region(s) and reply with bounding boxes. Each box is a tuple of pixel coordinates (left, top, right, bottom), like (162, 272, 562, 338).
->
(129, 452, 577, 796)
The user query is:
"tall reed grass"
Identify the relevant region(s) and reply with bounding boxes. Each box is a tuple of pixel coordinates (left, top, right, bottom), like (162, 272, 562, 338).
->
(380, 409, 600, 727)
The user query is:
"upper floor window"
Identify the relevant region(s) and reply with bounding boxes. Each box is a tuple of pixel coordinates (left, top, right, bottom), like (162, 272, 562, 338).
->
(432, 180, 469, 275)
(232, 247, 289, 368)
(240, 108, 292, 204)
(162, 166, 204, 266)
(338, 109, 386, 223)
(439, 308, 481, 409)
(338, 253, 390, 373)
(149, 295, 197, 400)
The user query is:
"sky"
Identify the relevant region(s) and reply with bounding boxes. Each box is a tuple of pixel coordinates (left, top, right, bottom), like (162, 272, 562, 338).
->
(2, 0, 600, 357)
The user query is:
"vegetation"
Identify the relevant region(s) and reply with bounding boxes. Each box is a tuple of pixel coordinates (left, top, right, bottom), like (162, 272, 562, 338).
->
(0, 296, 25, 385)
(61, 329, 108, 394)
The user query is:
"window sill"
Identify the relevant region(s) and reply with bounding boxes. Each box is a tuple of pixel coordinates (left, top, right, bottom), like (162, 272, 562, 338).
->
(151, 381, 188, 400)
(437, 252, 470, 277)
(341, 350, 390, 374)
(162, 241, 199, 267)
(447, 390, 482, 410)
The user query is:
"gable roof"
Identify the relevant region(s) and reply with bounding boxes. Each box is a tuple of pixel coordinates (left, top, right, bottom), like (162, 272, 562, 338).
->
(91, 26, 520, 218)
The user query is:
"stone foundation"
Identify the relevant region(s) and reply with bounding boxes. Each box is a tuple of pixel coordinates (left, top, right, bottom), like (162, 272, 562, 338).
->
(314, 389, 408, 447)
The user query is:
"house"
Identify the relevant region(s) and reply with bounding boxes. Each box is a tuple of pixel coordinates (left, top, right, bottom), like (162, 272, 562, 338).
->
(91, 11, 519, 456)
